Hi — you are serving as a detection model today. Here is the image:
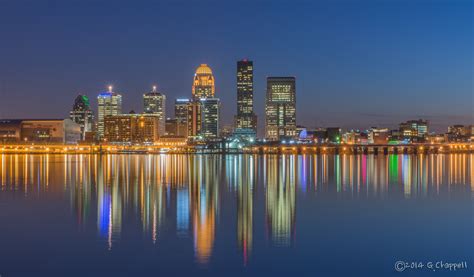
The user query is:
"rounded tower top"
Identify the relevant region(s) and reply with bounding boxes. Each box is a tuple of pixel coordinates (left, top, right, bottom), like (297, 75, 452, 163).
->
(192, 64, 215, 99)
(195, 64, 213, 75)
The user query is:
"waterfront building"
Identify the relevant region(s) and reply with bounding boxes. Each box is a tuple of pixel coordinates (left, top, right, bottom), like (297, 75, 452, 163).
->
(143, 86, 166, 136)
(326, 127, 341, 144)
(97, 86, 122, 138)
(447, 125, 471, 142)
(265, 77, 296, 141)
(312, 128, 328, 144)
(192, 64, 215, 100)
(368, 128, 389, 144)
(235, 60, 257, 133)
(69, 95, 94, 140)
(0, 119, 81, 144)
(399, 119, 428, 141)
(104, 114, 159, 144)
(342, 130, 367, 145)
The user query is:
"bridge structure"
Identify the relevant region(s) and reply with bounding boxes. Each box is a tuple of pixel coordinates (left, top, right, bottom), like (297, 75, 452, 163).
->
(0, 142, 472, 155)
(240, 143, 474, 155)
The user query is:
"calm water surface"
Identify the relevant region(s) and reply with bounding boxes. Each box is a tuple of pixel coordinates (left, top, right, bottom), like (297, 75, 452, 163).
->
(0, 154, 472, 277)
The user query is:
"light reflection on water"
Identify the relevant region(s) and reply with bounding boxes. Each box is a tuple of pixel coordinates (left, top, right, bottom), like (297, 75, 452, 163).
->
(0, 153, 472, 272)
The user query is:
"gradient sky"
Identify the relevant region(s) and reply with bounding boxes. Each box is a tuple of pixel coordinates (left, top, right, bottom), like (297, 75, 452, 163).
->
(0, 0, 472, 134)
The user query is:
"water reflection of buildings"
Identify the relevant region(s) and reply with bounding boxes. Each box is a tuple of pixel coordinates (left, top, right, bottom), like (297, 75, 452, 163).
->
(189, 155, 218, 265)
(226, 155, 255, 264)
(265, 155, 296, 247)
(97, 156, 122, 250)
(1, 153, 473, 262)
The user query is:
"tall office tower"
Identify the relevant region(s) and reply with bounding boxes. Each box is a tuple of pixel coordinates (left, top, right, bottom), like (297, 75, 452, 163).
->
(175, 98, 190, 123)
(97, 86, 122, 138)
(143, 86, 166, 136)
(187, 101, 202, 138)
(192, 64, 215, 100)
(265, 77, 296, 141)
(200, 98, 220, 139)
(174, 98, 190, 137)
(69, 94, 94, 140)
(235, 60, 257, 133)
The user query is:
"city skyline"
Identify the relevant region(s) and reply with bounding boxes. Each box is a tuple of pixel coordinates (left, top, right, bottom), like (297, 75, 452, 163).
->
(0, 1, 472, 133)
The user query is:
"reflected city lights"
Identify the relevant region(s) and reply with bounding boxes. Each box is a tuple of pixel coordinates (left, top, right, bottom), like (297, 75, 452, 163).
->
(0, 153, 472, 264)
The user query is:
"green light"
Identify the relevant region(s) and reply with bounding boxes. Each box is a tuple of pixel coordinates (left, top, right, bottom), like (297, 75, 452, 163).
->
(81, 95, 90, 107)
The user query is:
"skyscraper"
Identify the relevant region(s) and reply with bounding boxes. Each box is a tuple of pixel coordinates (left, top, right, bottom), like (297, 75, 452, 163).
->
(187, 101, 201, 138)
(235, 60, 257, 133)
(97, 86, 122, 138)
(200, 98, 220, 139)
(188, 64, 221, 140)
(69, 94, 94, 140)
(175, 98, 190, 123)
(265, 77, 296, 141)
(174, 98, 190, 138)
(192, 64, 215, 100)
(143, 86, 166, 136)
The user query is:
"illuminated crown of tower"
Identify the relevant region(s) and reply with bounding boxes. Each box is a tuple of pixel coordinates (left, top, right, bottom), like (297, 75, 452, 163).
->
(192, 64, 215, 99)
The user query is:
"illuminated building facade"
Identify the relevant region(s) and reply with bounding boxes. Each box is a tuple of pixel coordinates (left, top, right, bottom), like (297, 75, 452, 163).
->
(97, 87, 122, 138)
(192, 64, 215, 100)
(235, 60, 257, 133)
(175, 98, 190, 123)
(447, 125, 472, 142)
(200, 98, 220, 139)
(187, 65, 221, 140)
(368, 128, 389, 144)
(104, 114, 159, 143)
(187, 101, 202, 138)
(0, 119, 81, 144)
(399, 119, 428, 141)
(143, 86, 166, 136)
(69, 95, 94, 140)
(265, 77, 296, 141)
(175, 98, 190, 137)
(0, 119, 22, 142)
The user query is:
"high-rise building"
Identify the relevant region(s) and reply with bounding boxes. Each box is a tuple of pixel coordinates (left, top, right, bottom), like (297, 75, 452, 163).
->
(175, 98, 190, 123)
(143, 86, 166, 136)
(69, 94, 94, 140)
(187, 101, 202, 138)
(265, 77, 296, 141)
(192, 64, 215, 100)
(173, 98, 190, 138)
(200, 98, 220, 139)
(97, 86, 122, 138)
(235, 60, 257, 133)
(187, 64, 221, 140)
(104, 114, 159, 144)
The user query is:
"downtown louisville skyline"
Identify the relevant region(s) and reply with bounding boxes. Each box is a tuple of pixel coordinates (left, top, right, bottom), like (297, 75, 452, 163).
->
(0, 0, 472, 134)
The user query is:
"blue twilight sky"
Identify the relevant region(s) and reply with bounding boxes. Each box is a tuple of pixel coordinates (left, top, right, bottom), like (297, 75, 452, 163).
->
(0, 0, 472, 134)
